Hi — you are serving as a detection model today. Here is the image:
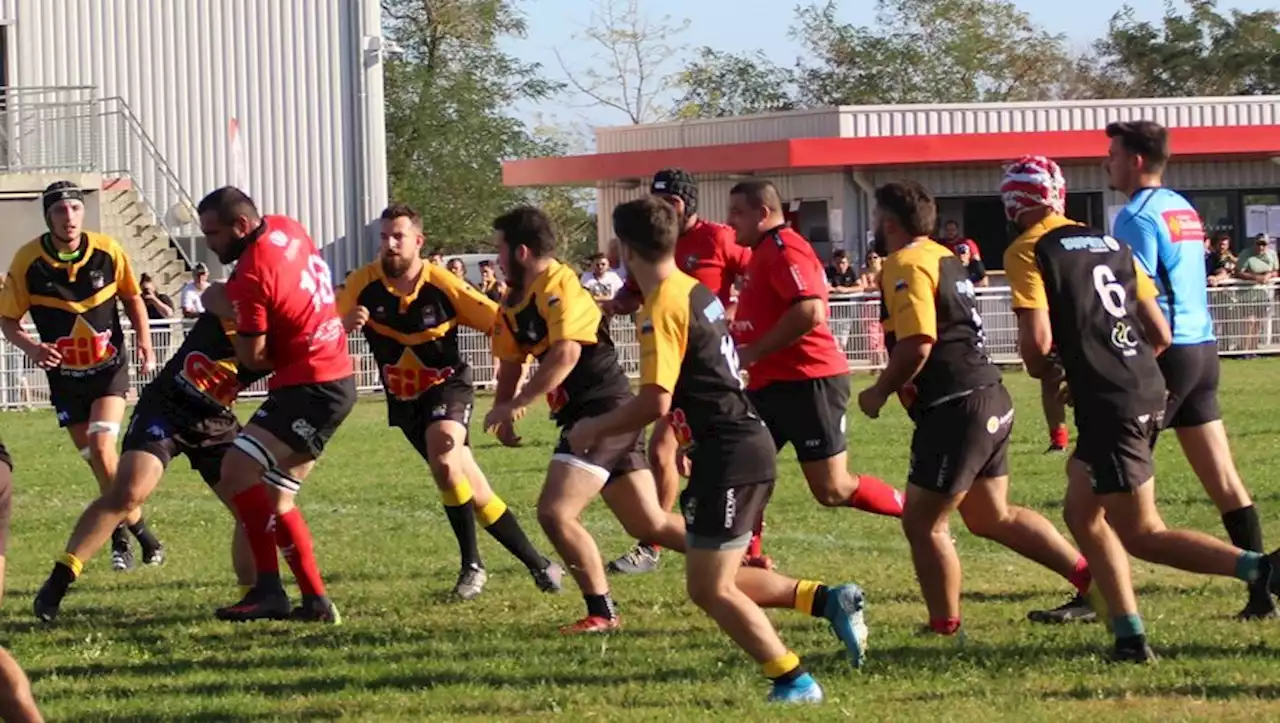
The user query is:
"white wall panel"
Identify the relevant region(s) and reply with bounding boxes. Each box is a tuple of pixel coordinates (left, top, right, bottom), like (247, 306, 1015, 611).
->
(0, 0, 387, 276)
(596, 109, 844, 153)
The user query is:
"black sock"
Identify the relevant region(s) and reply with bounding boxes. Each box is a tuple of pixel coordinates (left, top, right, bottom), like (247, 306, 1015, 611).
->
(47, 562, 76, 594)
(129, 519, 161, 552)
(444, 504, 483, 570)
(483, 510, 547, 571)
(111, 525, 129, 549)
(809, 584, 831, 618)
(771, 665, 806, 685)
(585, 593, 617, 620)
(255, 571, 284, 593)
(1223, 506, 1264, 553)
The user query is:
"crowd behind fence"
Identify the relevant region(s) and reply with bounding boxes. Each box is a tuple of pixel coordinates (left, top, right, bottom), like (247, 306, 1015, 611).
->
(0, 281, 1277, 410)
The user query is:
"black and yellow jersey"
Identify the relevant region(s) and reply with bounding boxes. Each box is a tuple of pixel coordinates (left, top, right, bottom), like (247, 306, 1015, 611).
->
(148, 313, 269, 422)
(0, 232, 139, 378)
(639, 272, 768, 471)
(339, 260, 496, 410)
(1003, 214, 1165, 417)
(880, 240, 1001, 408)
(492, 259, 630, 425)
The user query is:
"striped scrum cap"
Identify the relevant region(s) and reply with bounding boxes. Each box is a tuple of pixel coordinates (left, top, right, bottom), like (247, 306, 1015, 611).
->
(1000, 156, 1066, 221)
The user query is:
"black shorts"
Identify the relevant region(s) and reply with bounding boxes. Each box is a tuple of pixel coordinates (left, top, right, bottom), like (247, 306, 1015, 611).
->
(686, 423, 776, 490)
(909, 385, 1014, 495)
(1073, 406, 1163, 495)
(123, 391, 241, 486)
(681, 481, 774, 551)
(249, 376, 357, 459)
(49, 363, 130, 428)
(1158, 342, 1221, 428)
(0, 440, 11, 471)
(396, 380, 474, 462)
(747, 374, 850, 463)
(554, 394, 647, 484)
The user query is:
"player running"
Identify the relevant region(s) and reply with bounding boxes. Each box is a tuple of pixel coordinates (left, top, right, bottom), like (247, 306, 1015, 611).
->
(1001, 155, 1280, 662)
(727, 180, 905, 519)
(0, 181, 163, 571)
(568, 197, 867, 702)
(32, 311, 266, 622)
(1104, 120, 1273, 619)
(855, 181, 1095, 635)
(197, 187, 355, 624)
(339, 203, 562, 600)
(602, 168, 760, 575)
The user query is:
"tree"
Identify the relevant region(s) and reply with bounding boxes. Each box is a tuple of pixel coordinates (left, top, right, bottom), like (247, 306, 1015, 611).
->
(554, 0, 690, 124)
(382, 0, 565, 252)
(673, 49, 800, 119)
(1088, 0, 1280, 97)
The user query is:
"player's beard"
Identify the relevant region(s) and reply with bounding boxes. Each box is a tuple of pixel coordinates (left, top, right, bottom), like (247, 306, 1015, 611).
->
(214, 233, 251, 264)
(502, 246, 526, 295)
(381, 253, 412, 279)
(872, 223, 888, 257)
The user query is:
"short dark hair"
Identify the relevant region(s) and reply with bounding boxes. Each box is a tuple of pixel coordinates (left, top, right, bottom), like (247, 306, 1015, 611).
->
(381, 203, 422, 229)
(944, 219, 959, 228)
(429, 248, 444, 258)
(832, 250, 848, 260)
(587, 252, 606, 263)
(729, 179, 783, 213)
(1106, 120, 1170, 172)
(612, 197, 679, 263)
(492, 206, 557, 258)
(874, 181, 938, 238)
(139, 272, 153, 284)
(197, 186, 260, 226)
(479, 259, 492, 269)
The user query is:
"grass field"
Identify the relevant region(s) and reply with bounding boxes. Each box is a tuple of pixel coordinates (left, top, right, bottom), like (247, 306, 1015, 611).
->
(4, 360, 1280, 721)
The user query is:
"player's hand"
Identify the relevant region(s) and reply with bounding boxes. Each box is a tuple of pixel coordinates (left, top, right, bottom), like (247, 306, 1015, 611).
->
(675, 448, 692, 478)
(484, 401, 526, 436)
(495, 420, 523, 448)
(601, 296, 640, 317)
(138, 342, 156, 375)
(857, 385, 890, 419)
(566, 418, 601, 456)
(736, 343, 759, 369)
(1056, 381, 1074, 407)
(344, 305, 370, 333)
(31, 343, 61, 369)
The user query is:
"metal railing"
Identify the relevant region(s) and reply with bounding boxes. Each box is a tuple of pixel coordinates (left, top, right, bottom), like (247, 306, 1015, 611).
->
(0, 281, 1276, 410)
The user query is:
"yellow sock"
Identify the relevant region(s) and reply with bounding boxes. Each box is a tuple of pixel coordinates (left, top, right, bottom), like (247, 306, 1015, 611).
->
(794, 579, 822, 615)
(60, 552, 84, 579)
(762, 651, 801, 680)
(475, 495, 508, 527)
(440, 478, 475, 507)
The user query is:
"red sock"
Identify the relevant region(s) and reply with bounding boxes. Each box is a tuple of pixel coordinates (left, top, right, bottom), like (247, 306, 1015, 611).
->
(1050, 425, 1070, 448)
(275, 508, 326, 598)
(1067, 556, 1091, 594)
(848, 475, 905, 518)
(746, 512, 764, 558)
(930, 617, 962, 636)
(231, 485, 279, 575)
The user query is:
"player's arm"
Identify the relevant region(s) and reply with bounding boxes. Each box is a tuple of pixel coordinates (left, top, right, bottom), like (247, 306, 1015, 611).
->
(859, 263, 935, 418)
(1133, 259, 1172, 356)
(439, 267, 499, 333)
(111, 243, 153, 368)
(224, 270, 273, 371)
(1005, 242, 1058, 379)
(0, 269, 60, 368)
(0, 648, 42, 723)
(737, 247, 826, 367)
(604, 276, 644, 316)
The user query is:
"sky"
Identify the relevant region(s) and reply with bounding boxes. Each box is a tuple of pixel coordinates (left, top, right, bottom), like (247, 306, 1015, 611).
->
(502, 0, 1276, 139)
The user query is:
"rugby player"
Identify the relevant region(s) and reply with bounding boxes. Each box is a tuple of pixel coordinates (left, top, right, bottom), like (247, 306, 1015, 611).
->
(1104, 120, 1273, 619)
(0, 181, 163, 571)
(602, 168, 760, 575)
(0, 441, 11, 605)
(855, 181, 1095, 635)
(339, 203, 562, 600)
(33, 310, 265, 621)
(727, 181, 905, 519)
(197, 187, 354, 624)
(567, 197, 868, 701)
(1002, 155, 1280, 662)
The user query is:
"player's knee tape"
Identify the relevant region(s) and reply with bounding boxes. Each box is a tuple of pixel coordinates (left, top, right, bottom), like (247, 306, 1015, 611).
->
(86, 420, 121, 438)
(263, 468, 302, 494)
(79, 446, 93, 460)
(233, 433, 277, 471)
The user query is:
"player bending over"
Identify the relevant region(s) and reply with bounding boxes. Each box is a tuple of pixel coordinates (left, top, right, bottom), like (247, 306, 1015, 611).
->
(855, 181, 1097, 635)
(340, 203, 562, 600)
(1002, 156, 1280, 663)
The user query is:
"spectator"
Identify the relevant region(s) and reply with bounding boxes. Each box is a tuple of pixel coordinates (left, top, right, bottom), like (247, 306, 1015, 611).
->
(1206, 234, 1237, 286)
(177, 262, 210, 318)
(853, 249, 887, 366)
(1234, 234, 1277, 352)
(825, 250, 860, 295)
(427, 249, 445, 266)
(139, 273, 175, 319)
(477, 260, 505, 302)
(1236, 234, 1278, 283)
(859, 249, 884, 290)
(955, 242, 988, 287)
(940, 219, 981, 260)
(580, 252, 624, 301)
(446, 257, 467, 281)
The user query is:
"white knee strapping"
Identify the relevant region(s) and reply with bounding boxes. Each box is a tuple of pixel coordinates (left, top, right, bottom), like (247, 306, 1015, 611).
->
(79, 447, 92, 460)
(233, 433, 277, 471)
(263, 468, 302, 494)
(87, 420, 121, 437)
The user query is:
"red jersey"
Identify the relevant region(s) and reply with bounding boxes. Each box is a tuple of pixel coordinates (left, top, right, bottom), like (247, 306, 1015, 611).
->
(225, 215, 352, 389)
(623, 219, 750, 305)
(732, 226, 848, 390)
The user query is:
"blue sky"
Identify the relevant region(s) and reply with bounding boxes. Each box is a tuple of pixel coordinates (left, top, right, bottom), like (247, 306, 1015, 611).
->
(503, 0, 1274, 139)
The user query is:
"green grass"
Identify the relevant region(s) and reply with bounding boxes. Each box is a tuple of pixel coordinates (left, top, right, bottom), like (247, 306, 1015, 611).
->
(4, 360, 1280, 721)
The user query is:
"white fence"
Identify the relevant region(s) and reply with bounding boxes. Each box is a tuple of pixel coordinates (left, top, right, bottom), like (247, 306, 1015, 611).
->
(0, 281, 1277, 410)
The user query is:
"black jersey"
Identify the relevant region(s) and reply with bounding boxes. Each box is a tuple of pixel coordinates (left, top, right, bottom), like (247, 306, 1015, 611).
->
(1004, 215, 1165, 417)
(148, 313, 269, 423)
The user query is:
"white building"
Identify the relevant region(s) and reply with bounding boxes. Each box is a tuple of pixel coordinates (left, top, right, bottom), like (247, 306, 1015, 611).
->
(504, 97, 1280, 268)
(0, 0, 389, 289)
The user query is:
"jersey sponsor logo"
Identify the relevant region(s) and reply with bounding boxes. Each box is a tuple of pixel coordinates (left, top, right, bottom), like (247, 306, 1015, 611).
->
(179, 351, 243, 408)
(1059, 235, 1120, 253)
(291, 418, 317, 442)
(546, 386, 569, 414)
(894, 278, 908, 291)
(985, 408, 1015, 435)
(309, 317, 345, 350)
(722, 487, 737, 530)
(703, 298, 726, 323)
(1110, 320, 1140, 356)
(668, 408, 694, 450)
(1161, 210, 1204, 243)
(955, 279, 977, 298)
(788, 265, 807, 292)
(88, 269, 106, 290)
(684, 254, 698, 271)
(54, 316, 117, 371)
(382, 348, 455, 401)
(421, 306, 439, 327)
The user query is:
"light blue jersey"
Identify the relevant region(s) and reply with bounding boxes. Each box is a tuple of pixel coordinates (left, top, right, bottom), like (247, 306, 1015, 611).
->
(1112, 187, 1215, 345)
